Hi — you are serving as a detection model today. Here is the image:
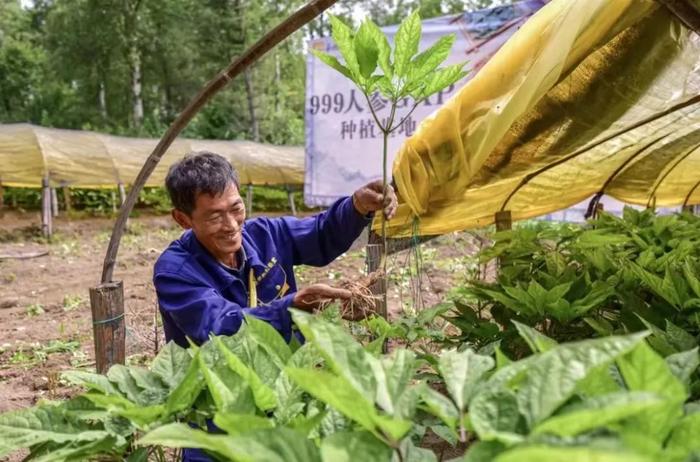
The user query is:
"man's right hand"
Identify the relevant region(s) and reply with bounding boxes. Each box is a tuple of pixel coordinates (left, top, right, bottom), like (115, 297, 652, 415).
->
(292, 283, 352, 312)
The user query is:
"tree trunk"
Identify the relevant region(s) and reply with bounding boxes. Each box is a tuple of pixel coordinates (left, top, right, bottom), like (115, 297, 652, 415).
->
(99, 80, 108, 120)
(130, 47, 144, 129)
(244, 69, 260, 142)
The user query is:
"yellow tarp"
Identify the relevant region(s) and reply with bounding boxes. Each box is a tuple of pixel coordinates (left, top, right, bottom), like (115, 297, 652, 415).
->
(385, 0, 700, 237)
(0, 124, 304, 188)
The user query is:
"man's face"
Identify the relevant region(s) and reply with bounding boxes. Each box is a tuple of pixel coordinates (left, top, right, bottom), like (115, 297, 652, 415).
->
(173, 182, 246, 265)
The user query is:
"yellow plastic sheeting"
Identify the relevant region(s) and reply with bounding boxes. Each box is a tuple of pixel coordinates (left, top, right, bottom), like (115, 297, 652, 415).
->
(385, 0, 700, 237)
(0, 124, 304, 188)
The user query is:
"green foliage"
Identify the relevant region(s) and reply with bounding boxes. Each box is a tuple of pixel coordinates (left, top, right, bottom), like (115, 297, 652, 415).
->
(2, 311, 700, 461)
(443, 210, 700, 367)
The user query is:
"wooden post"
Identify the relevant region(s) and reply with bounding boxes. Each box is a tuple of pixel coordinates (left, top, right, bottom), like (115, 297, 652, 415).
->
(51, 188, 59, 217)
(495, 210, 512, 231)
(246, 184, 253, 216)
(286, 185, 297, 216)
(62, 186, 72, 213)
(89, 281, 126, 373)
(41, 177, 52, 239)
(366, 233, 387, 319)
(111, 190, 117, 214)
(118, 183, 126, 205)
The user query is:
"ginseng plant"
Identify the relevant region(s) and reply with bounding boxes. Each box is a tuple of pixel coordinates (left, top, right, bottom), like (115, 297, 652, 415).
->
(312, 11, 469, 315)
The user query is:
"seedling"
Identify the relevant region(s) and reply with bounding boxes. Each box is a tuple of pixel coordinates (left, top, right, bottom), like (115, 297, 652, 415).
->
(313, 12, 468, 312)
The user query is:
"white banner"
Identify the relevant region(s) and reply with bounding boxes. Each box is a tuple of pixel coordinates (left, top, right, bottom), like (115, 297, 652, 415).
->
(304, 0, 547, 206)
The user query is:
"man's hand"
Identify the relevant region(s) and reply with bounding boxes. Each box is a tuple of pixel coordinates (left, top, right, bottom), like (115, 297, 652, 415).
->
(292, 283, 352, 312)
(352, 180, 398, 220)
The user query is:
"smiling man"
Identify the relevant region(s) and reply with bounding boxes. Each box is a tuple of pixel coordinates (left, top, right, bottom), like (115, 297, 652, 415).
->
(153, 151, 397, 349)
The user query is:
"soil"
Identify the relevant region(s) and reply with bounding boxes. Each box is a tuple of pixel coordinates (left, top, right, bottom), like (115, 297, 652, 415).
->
(0, 209, 481, 460)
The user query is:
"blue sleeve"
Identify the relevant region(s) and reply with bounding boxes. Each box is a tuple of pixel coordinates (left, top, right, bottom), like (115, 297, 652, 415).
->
(154, 271, 295, 344)
(269, 196, 372, 267)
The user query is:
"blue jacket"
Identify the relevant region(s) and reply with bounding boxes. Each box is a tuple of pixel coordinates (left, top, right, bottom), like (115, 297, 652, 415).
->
(154, 196, 370, 347)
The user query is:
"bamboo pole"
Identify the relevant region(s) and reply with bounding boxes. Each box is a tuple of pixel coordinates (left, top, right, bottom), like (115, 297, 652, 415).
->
(41, 177, 52, 239)
(51, 188, 59, 217)
(99, 0, 337, 284)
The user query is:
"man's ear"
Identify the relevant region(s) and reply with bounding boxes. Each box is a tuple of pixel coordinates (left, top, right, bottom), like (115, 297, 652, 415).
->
(172, 209, 192, 229)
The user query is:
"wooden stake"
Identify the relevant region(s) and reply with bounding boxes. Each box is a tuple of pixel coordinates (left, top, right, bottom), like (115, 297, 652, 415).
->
(0, 182, 4, 219)
(118, 183, 126, 205)
(51, 188, 59, 217)
(89, 281, 126, 373)
(111, 190, 117, 214)
(286, 185, 297, 216)
(495, 210, 512, 231)
(62, 186, 72, 213)
(246, 184, 253, 216)
(41, 177, 52, 239)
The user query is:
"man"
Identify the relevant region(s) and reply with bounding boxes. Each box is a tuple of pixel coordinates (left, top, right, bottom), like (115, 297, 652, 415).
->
(154, 151, 397, 348)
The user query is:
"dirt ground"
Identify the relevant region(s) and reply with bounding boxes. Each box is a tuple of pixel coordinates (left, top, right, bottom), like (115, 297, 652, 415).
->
(0, 209, 480, 418)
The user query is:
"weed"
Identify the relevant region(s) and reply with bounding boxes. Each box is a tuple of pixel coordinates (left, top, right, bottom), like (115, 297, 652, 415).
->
(26, 303, 45, 317)
(62, 294, 84, 311)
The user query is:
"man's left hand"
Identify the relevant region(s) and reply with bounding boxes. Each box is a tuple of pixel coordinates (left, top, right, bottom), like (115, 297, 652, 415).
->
(352, 180, 398, 220)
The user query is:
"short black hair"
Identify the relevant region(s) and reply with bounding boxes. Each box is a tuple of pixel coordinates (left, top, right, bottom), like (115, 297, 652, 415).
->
(165, 151, 240, 215)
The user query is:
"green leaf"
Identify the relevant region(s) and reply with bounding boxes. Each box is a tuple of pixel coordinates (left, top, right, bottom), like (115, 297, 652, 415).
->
(364, 20, 392, 77)
(354, 20, 379, 79)
(463, 441, 507, 462)
(512, 321, 557, 353)
(409, 35, 455, 81)
(164, 349, 204, 416)
(151, 341, 191, 389)
(285, 367, 377, 436)
(617, 341, 686, 446)
(140, 424, 321, 462)
(666, 412, 700, 455)
(665, 347, 700, 387)
(469, 388, 524, 444)
(617, 341, 686, 401)
(197, 351, 256, 414)
(371, 349, 417, 417)
(393, 10, 421, 77)
(292, 310, 376, 396)
(419, 385, 459, 430)
(213, 413, 275, 435)
(493, 445, 651, 462)
(286, 367, 411, 442)
(320, 431, 392, 462)
(31, 435, 122, 462)
(329, 15, 359, 78)
(107, 365, 143, 403)
(418, 63, 467, 100)
(311, 50, 353, 80)
(437, 349, 494, 412)
(516, 332, 648, 427)
(532, 391, 663, 437)
(212, 336, 278, 411)
(0, 406, 111, 459)
(61, 370, 120, 396)
(244, 315, 292, 365)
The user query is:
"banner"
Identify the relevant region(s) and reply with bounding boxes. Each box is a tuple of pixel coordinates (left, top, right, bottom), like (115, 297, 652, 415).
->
(304, 0, 547, 206)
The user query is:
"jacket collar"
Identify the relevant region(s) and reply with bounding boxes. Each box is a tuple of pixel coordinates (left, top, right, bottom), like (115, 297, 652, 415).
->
(180, 227, 268, 286)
